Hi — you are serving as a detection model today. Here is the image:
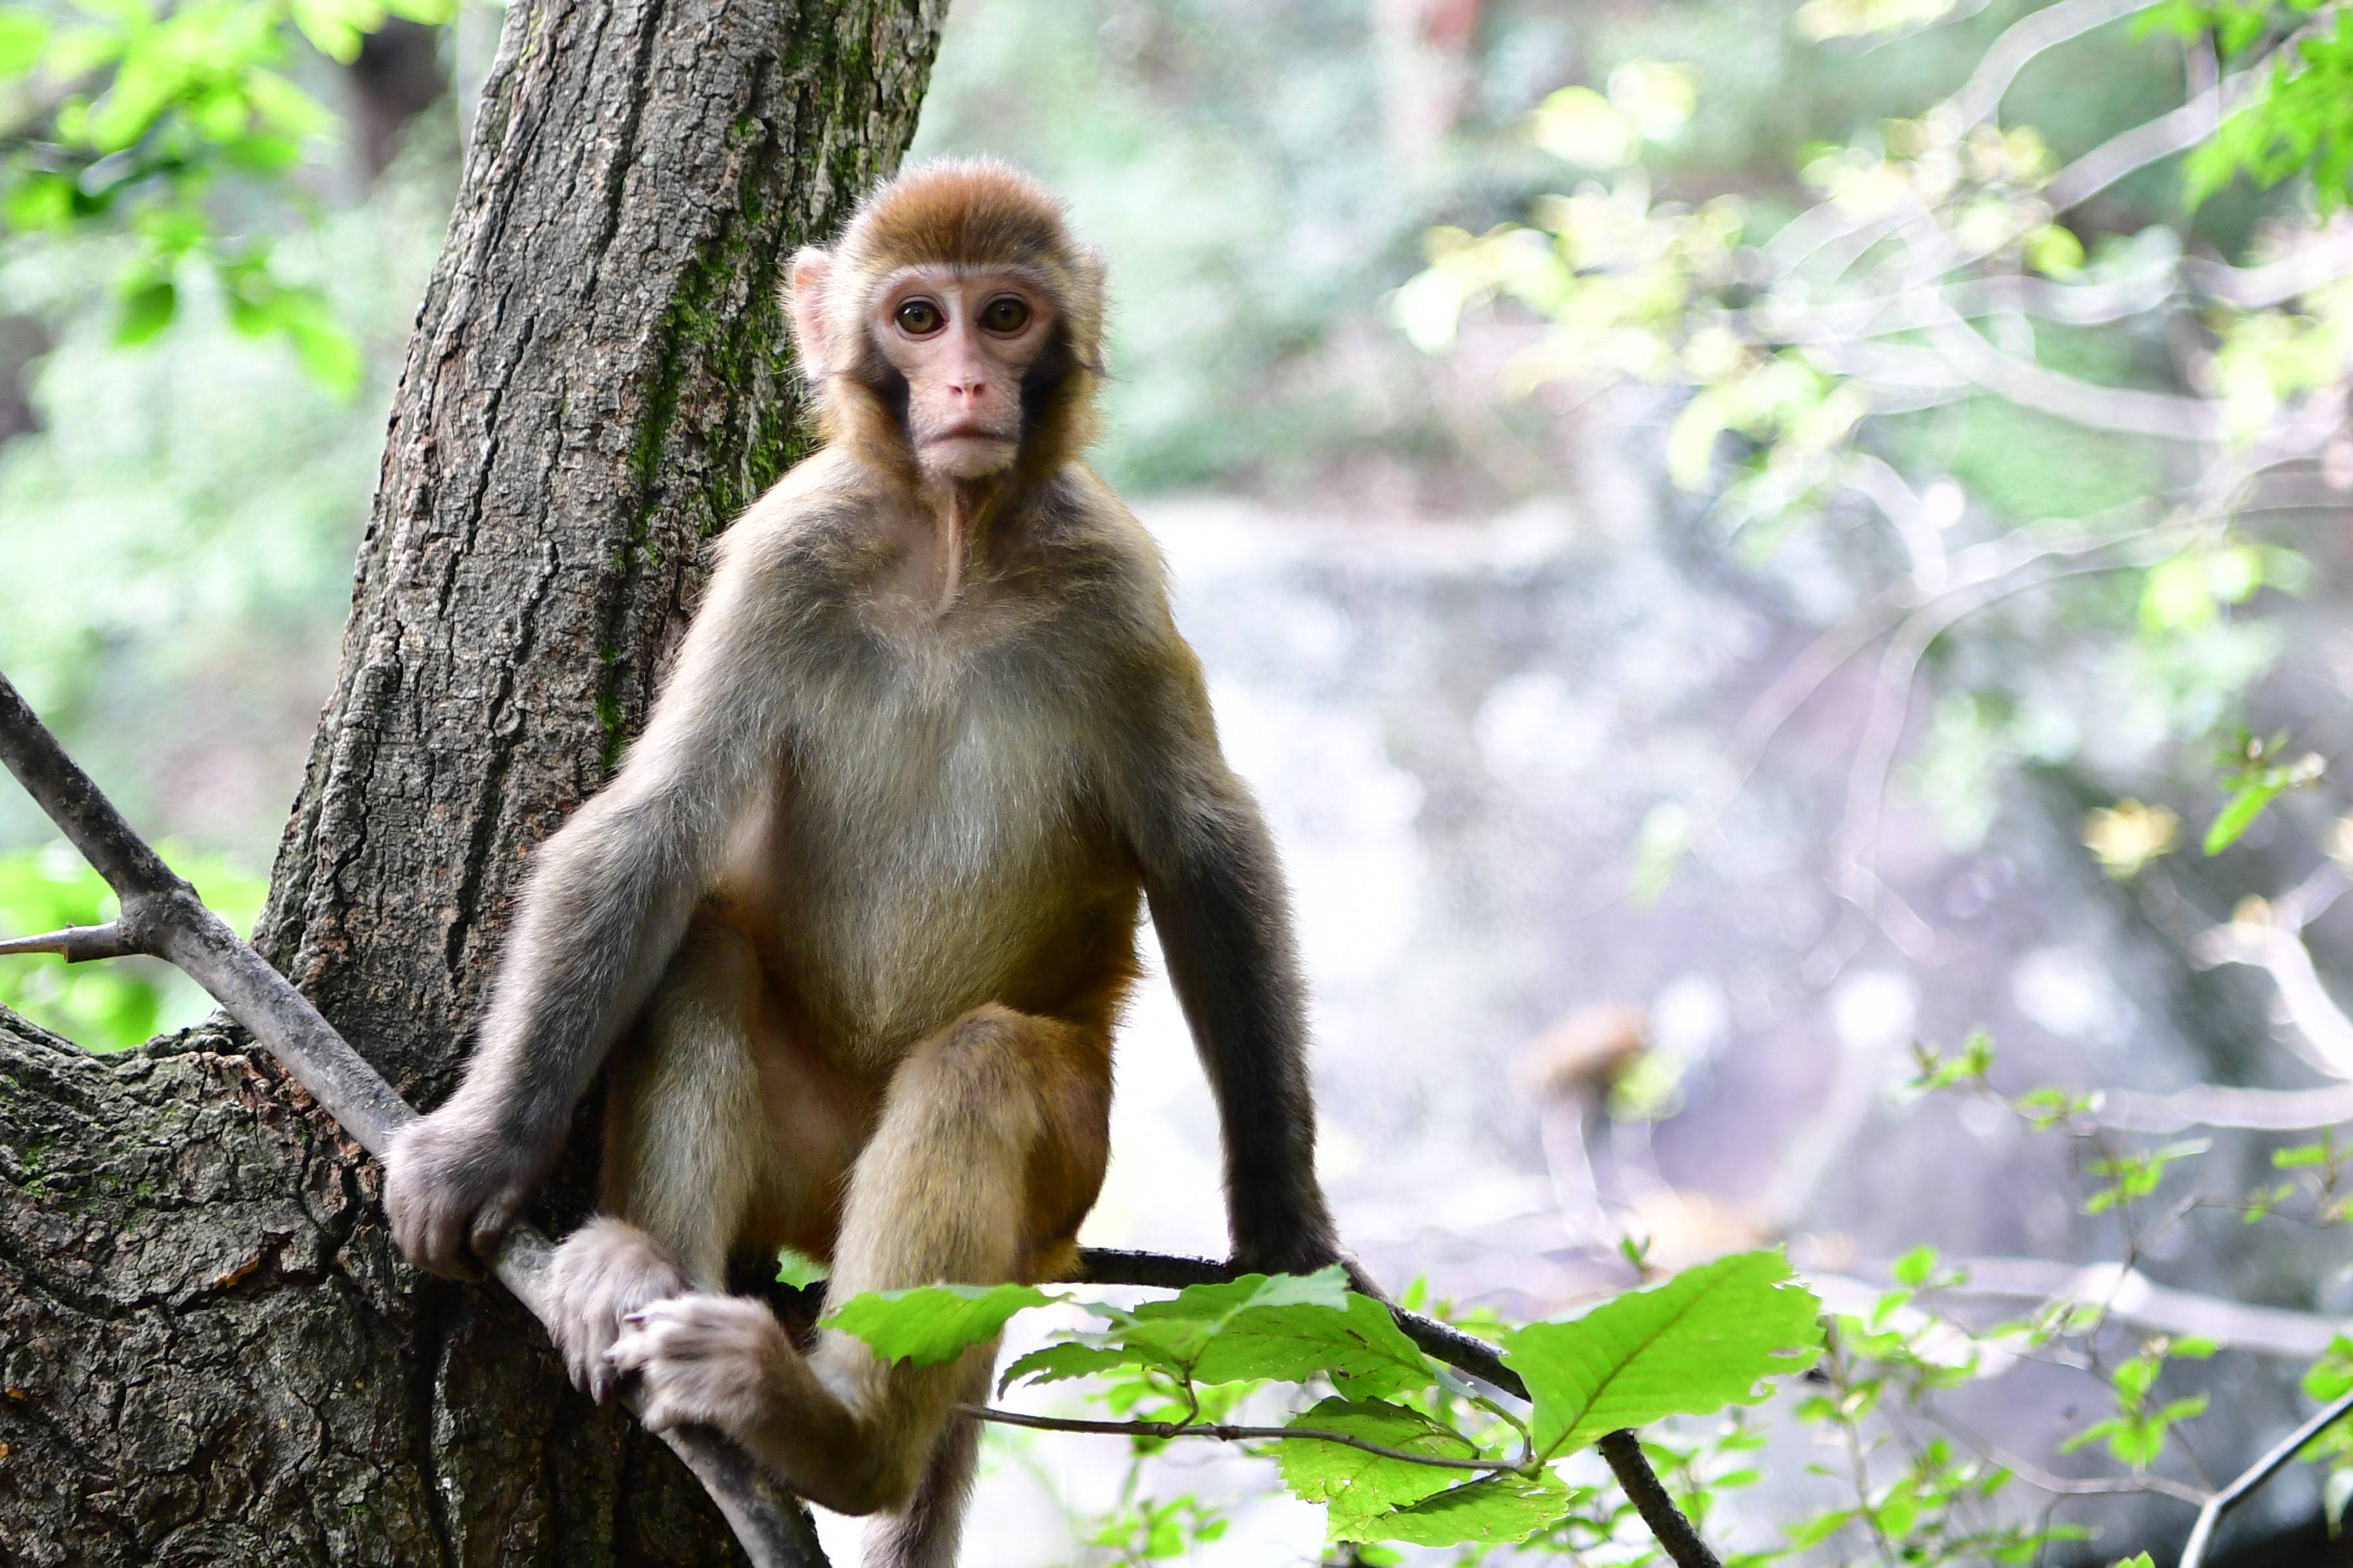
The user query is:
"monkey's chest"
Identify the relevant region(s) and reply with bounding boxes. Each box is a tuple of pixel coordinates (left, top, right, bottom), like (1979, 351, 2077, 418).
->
(755, 683, 1125, 1049)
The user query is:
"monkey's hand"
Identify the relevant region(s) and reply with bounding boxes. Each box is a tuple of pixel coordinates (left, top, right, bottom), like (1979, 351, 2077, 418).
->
(545, 1219, 692, 1403)
(382, 1104, 544, 1278)
(603, 1294, 792, 1440)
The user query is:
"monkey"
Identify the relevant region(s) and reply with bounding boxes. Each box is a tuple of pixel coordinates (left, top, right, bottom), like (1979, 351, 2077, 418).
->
(379, 158, 1356, 1564)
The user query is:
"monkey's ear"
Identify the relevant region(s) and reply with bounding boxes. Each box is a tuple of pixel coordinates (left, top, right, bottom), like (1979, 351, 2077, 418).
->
(786, 247, 834, 383)
(1072, 245, 1109, 374)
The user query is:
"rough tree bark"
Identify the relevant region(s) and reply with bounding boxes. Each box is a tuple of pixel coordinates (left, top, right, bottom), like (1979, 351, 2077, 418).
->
(0, 1, 944, 1561)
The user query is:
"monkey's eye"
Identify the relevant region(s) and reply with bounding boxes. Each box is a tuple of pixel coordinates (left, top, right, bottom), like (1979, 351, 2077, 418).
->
(980, 296, 1030, 334)
(894, 298, 945, 335)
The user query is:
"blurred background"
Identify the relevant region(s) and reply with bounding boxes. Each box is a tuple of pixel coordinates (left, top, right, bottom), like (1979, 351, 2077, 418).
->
(5, 0, 2353, 1562)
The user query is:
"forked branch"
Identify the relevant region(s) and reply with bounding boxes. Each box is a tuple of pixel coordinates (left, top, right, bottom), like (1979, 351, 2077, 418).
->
(0, 670, 1724, 1568)
(0, 670, 830, 1568)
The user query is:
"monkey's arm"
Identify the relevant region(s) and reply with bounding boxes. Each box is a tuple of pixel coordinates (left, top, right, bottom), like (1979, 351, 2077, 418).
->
(384, 529, 807, 1276)
(1125, 651, 1347, 1279)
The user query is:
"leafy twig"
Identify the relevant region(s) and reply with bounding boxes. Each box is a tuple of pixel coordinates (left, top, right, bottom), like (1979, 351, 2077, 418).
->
(955, 1404, 1523, 1473)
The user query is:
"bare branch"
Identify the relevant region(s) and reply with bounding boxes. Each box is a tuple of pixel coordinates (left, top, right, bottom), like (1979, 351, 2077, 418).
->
(1923, 315, 2225, 440)
(2185, 229, 2353, 307)
(2179, 1389, 2353, 1567)
(2044, 38, 2284, 212)
(0, 922, 135, 962)
(1949, 0, 2165, 127)
(955, 1404, 1522, 1472)
(2192, 909, 2353, 1081)
(0, 670, 831, 1568)
(2097, 1081, 2353, 1133)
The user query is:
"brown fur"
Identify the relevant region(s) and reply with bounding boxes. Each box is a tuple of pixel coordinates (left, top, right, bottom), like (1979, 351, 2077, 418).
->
(383, 160, 1346, 1565)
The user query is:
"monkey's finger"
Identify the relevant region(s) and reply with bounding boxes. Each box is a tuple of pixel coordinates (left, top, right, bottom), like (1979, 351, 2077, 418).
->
(465, 1191, 523, 1267)
(603, 1326, 657, 1373)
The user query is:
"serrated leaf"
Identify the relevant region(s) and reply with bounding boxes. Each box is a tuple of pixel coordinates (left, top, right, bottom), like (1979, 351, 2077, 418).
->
(1277, 1397, 1483, 1539)
(1112, 1266, 1351, 1369)
(1191, 1292, 1437, 1394)
(823, 1281, 1056, 1367)
(1505, 1249, 1824, 1459)
(1356, 1469, 1570, 1547)
(998, 1339, 1157, 1395)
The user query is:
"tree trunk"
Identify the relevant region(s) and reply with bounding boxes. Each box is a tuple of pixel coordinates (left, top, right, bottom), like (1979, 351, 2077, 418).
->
(0, 1, 943, 1560)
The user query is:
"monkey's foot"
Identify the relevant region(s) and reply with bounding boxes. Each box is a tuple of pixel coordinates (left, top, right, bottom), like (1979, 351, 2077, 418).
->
(546, 1217, 693, 1403)
(603, 1293, 794, 1437)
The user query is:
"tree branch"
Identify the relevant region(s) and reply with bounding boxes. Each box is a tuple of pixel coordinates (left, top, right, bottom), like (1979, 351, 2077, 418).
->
(2096, 1080, 2353, 1133)
(0, 670, 831, 1568)
(2179, 1389, 2353, 1567)
(1948, 0, 2163, 127)
(2043, 33, 2290, 212)
(2191, 903, 2353, 1081)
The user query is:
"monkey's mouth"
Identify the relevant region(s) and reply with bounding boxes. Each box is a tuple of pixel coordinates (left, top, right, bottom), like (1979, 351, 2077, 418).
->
(925, 423, 1016, 446)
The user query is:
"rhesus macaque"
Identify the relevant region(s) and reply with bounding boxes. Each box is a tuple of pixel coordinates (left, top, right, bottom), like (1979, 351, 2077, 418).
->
(382, 159, 1353, 1563)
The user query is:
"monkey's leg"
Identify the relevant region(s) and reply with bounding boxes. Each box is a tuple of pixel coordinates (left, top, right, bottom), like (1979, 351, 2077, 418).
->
(547, 914, 777, 1398)
(858, 1349, 992, 1568)
(607, 1003, 1112, 1519)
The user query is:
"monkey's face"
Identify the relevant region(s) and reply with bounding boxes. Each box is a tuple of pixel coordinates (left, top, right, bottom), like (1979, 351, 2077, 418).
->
(870, 268, 1057, 481)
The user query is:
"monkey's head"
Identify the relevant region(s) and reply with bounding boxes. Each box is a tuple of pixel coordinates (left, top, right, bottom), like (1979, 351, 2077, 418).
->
(788, 159, 1106, 486)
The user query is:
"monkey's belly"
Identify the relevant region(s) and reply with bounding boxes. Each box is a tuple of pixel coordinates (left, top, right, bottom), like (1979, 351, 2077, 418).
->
(723, 825, 1138, 1068)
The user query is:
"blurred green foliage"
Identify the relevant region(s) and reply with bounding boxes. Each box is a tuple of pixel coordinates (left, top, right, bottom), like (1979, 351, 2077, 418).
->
(0, 838, 265, 1047)
(0, 0, 450, 382)
(0, 120, 454, 855)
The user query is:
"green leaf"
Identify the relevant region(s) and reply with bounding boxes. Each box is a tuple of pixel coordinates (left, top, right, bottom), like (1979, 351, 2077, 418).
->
(1277, 1397, 1482, 1541)
(1190, 1291, 1437, 1395)
(1504, 1249, 1824, 1459)
(2205, 780, 2283, 853)
(1109, 1267, 1353, 1371)
(1359, 1470, 1570, 1547)
(822, 1281, 1056, 1367)
(274, 296, 362, 399)
(0, 7, 48, 76)
(998, 1339, 1159, 1394)
(115, 277, 177, 344)
(773, 1246, 828, 1289)
(2, 171, 76, 231)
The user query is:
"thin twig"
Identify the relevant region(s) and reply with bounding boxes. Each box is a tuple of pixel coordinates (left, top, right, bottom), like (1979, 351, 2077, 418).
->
(1927, 1413, 2210, 1506)
(0, 670, 831, 1568)
(0, 922, 137, 961)
(2179, 1389, 2353, 1567)
(955, 1404, 1522, 1472)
